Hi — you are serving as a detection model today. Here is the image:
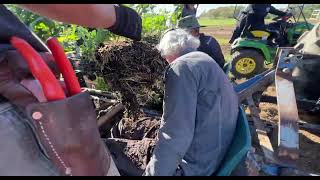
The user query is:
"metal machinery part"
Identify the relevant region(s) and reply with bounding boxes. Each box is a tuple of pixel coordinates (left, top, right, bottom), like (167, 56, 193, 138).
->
(234, 46, 319, 176)
(275, 48, 302, 166)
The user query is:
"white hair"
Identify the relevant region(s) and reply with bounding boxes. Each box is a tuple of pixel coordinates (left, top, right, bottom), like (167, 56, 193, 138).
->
(157, 29, 200, 58)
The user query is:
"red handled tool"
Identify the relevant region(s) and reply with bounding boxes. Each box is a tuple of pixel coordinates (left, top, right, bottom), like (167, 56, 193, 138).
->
(47, 37, 82, 96)
(10, 36, 82, 102)
(10, 37, 66, 101)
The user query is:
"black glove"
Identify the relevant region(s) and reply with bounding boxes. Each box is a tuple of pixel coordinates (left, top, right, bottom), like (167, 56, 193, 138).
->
(107, 5, 142, 41)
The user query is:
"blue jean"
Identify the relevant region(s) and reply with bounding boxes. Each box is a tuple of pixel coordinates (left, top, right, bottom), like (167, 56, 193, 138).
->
(0, 100, 59, 176)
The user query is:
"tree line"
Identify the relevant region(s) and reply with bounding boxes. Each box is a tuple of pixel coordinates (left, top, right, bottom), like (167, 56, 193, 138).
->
(200, 4, 320, 19)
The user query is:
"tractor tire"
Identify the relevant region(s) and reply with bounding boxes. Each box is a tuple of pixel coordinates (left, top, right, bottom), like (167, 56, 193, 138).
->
(231, 50, 265, 79)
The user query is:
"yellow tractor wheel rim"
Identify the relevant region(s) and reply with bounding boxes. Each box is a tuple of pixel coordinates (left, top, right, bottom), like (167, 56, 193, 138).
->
(235, 57, 256, 75)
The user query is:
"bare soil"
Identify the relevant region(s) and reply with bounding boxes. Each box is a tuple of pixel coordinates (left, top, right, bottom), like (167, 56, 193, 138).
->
(202, 26, 234, 39)
(201, 26, 234, 58)
(105, 137, 156, 173)
(255, 85, 320, 174)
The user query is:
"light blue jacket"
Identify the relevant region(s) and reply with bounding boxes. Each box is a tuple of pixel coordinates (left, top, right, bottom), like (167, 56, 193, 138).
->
(144, 51, 239, 176)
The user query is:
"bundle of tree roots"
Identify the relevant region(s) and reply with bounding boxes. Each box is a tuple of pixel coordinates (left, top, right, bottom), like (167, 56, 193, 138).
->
(95, 38, 167, 118)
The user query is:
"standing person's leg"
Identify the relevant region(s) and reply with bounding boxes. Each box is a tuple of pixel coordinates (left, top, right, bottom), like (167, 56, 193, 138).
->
(267, 21, 279, 30)
(229, 15, 247, 44)
(229, 22, 242, 44)
(267, 22, 287, 46)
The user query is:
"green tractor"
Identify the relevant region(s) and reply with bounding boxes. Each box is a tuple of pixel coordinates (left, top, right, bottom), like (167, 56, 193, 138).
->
(230, 4, 314, 79)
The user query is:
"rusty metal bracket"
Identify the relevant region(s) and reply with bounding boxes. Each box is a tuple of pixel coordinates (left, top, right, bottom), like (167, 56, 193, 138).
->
(275, 48, 300, 166)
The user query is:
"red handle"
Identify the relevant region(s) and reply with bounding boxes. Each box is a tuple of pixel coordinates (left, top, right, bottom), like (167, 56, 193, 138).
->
(10, 36, 66, 101)
(47, 37, 82, 96)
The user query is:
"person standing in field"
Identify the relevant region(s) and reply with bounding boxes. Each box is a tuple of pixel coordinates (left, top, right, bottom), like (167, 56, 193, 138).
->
(229, 4, 291, 44)
(177, 15, 226, 70)
(143, 28, 239, 176)
(181, 4, 198, 18)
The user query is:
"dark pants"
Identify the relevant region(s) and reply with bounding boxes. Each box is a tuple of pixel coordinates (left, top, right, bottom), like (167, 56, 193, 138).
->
(230, 17, 287, 47)
(0, 101, 59, 175)
(230, 13, 264, 44)
(267, 22, 287, 46)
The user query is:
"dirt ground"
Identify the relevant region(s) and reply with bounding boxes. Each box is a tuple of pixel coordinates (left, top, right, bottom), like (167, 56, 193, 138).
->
(253, 85, 320, 174)
(201, 26, 234, 59)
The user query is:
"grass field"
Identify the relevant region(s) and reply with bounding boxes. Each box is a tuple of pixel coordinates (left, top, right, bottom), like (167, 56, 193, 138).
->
(215, 37, 229, 46)
(198, 18, 236, 27)
(197, 18, 235, 61)
(198, 18, 276, 27)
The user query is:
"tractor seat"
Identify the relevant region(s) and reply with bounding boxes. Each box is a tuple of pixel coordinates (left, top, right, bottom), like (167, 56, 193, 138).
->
(250, 30, 271, 39)
(213, 107, 252, 176)
(250, 29, 280, 41)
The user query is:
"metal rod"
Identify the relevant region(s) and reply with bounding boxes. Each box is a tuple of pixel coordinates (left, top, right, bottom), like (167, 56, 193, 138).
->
(84, 88, 117, 99)
(97, 103, 125, 128)
(237, 70, 275, 103)
(300, 4, 311, 30)
(275, 49, 300, 166)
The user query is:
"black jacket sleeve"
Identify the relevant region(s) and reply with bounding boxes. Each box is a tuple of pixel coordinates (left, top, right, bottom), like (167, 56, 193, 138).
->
(269, 6, 287, 17)
(199, 35, 225, 69)
(181, 4, 197, 17)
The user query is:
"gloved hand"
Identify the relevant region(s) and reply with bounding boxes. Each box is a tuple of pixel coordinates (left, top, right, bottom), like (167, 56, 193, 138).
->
(107, 4, 142, 41)
(0, 50, 59, 109)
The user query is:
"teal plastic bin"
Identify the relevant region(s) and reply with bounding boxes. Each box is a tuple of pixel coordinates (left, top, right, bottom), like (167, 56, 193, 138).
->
(214, 107, 252, 176)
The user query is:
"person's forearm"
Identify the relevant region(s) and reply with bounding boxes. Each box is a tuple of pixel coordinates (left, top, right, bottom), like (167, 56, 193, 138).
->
(18, 4, 116, 28)
(269, 6, 287, 17)
(144, 133, 189, 176)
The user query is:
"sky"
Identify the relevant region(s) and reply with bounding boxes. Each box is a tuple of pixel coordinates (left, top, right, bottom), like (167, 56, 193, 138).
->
(155, 4, 289, 16)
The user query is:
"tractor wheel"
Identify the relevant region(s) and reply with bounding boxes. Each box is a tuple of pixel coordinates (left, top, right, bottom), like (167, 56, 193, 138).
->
(231, 50, 265, 79)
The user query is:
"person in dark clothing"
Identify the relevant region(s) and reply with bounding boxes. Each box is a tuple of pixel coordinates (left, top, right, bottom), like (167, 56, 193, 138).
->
(181, 4, 198, 18)
(177, 15, 226, 69)
(229, 4, 290, 44)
